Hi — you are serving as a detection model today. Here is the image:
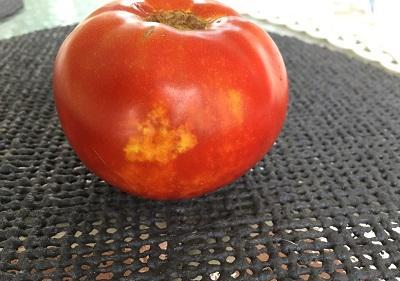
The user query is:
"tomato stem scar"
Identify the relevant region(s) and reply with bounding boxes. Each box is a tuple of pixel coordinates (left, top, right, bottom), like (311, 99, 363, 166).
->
(145, 11, 211, 30)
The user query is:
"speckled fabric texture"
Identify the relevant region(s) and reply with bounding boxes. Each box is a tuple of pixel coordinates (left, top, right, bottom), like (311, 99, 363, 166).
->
(1, 26, 400, 281)
(0, 0, 23, 19)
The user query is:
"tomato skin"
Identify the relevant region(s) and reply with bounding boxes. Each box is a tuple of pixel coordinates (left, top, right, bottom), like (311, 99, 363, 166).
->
(53, 0, 288, 200)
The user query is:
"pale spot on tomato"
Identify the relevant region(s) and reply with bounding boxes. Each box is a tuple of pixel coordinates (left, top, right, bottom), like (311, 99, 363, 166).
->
(228, 90, 243, 123)
(176, 130, 197, 153)
(124, 105, 197, 164)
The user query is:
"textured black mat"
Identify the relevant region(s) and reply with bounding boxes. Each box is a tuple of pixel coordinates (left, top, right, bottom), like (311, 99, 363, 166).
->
(1, 25, 400, 281)
(0, 0, 23, 19)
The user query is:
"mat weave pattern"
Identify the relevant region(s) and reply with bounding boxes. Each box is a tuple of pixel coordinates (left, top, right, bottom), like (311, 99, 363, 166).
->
(0, 0, 23, 19)
(1, 26, 400, 281)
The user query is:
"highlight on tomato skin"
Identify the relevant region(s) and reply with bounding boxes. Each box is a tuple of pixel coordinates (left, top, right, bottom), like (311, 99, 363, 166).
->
(53, 0, 289, 200)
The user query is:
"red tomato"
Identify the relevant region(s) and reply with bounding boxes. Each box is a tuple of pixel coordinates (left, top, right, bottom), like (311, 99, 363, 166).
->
(53, 0, 288, 200)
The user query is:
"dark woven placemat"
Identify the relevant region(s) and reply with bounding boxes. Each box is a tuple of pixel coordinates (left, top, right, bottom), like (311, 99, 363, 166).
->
(0, 0, 23, 19)
(1, 25, 400, 281)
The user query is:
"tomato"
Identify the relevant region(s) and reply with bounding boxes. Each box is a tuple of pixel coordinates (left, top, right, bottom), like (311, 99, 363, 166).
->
(53, 0, 288, 200)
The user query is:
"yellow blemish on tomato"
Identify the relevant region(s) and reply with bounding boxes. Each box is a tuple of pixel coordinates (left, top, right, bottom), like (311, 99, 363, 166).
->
(124, 105, 197, 164)
(228, 90, 244, 123)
